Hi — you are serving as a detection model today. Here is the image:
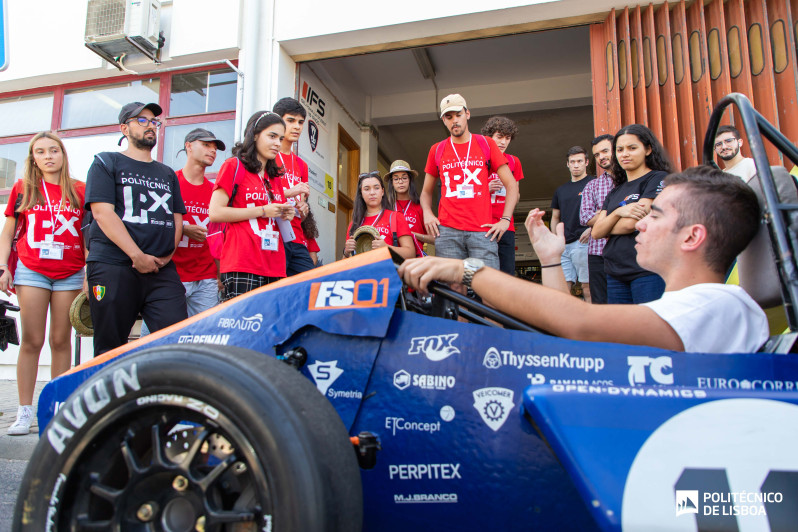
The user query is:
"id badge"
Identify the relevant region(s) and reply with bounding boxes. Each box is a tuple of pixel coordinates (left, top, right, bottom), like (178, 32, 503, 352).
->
(261, 229, 279, 251)
(457, 184, 474, 199)
(40, 242, 64, 260)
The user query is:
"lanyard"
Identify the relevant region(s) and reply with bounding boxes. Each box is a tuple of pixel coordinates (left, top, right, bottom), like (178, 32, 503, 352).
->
(367, 210, 384, 228)
(41, 181, 63, 235)
(397, 199, 411, 216)
(278, 152, 298, 185)
(449, 135, 473, 172)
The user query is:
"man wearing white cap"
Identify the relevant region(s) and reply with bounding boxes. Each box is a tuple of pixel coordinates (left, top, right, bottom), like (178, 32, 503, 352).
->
(421, 94, 519, 267)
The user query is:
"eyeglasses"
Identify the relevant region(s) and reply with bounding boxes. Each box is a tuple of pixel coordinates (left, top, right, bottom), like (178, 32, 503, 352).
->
(714, 137, 738, 150)
(127, 117, 162, 128)
(392, 175, 410, 182)
(358, 171, 382, 179)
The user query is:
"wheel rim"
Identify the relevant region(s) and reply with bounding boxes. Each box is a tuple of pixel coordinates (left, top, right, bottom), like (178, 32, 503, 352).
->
(55, 396, 273, 531)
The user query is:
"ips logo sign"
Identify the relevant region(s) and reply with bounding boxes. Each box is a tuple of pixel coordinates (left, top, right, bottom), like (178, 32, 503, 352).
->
(628, 355, 673, 386)
(301, 82, 326, 117)
(308, 279, 390, 310)
(307, 120, 319, 152)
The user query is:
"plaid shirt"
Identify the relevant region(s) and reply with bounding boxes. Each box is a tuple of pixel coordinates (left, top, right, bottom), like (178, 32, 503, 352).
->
(579, 172, 615, 256)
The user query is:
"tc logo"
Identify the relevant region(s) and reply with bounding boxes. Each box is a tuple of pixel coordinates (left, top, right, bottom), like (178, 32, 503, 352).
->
(472, 387, 515, 432)
(408, 334, 459, 362)
(675, 490, 699, 516)
(308, 361, 343, 396)
(627, 355, 674, 386)
(483, 347, 502, 369)
(393, 370, 411, 390)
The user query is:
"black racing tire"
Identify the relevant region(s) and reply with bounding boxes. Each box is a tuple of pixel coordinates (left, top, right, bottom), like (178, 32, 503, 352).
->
(14, 344, 363, 532)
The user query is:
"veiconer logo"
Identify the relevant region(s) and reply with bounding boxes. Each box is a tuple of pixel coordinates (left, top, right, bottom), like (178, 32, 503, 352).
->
(308, 360, 343, 396)
(472, 387, 515, 432)
(408, 334, 459, 361)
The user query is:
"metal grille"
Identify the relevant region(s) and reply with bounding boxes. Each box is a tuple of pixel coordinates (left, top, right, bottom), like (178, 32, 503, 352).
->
(85, 0, 126, 39)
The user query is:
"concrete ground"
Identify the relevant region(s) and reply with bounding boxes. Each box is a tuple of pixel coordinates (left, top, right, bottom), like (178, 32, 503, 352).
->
(0, 380, 44, 531)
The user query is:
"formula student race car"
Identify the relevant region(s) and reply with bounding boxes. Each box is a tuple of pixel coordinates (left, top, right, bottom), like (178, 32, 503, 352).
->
(12, 94, 798, 532)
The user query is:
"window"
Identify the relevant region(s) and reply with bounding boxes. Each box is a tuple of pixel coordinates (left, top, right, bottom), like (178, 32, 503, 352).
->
(162, 120, 236, 175)
(0, 94, 53, 137)
(62, 133, 124, 183)
(0, 142, 30, 193)
(62, 79, 160, 129)
(170, 69, 237, 116)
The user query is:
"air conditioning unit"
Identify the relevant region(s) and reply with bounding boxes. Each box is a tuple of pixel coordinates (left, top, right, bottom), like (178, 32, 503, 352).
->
(85, 0, 163, 69)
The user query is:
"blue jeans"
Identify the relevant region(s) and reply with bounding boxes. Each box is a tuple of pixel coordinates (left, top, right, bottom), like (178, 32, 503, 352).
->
(606, 273, 665, 304)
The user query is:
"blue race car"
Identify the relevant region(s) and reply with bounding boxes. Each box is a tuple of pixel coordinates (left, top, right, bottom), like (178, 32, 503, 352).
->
(12, 94, 798, 532)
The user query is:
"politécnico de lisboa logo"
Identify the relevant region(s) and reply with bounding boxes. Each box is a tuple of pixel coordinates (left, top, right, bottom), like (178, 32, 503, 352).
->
(675, 490, 699, 516)
(473, 387, 515, 431)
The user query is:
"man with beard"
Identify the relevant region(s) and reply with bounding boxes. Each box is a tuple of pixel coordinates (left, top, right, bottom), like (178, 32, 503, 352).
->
(714, 125, 756, 183)
(579, 134, 616, 303)
(85, 102, 187, 355)
(421, 94, 518, 267)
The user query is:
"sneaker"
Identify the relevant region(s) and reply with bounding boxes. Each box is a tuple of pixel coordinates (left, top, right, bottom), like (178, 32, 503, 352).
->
(7, 405, 33, 435)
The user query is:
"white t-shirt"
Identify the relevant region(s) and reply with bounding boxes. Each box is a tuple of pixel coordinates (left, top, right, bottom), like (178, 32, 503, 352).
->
(724, 157, 757, 184)
(642, 283, 768, 353)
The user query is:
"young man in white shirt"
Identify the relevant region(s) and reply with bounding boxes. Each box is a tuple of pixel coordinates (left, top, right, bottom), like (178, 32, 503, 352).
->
(714, 125, 756, 183)
(400, 166, 768, 354)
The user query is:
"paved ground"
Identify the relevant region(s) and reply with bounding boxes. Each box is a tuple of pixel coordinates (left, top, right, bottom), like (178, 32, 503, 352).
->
(0, 380, 44, 531)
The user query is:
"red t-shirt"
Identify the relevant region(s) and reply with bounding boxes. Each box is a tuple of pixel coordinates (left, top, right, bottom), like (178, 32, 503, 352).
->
(489, 154, 524, 232)
(349, 210, 411, 247)
(307, 237, 320, 253)
(424, 135, 507, 231)
(213, 158, 287, 278)
(395, 199, 426, 256)
(277, 152, 308, 247)
(173, 170, 217, 282)
(5, 180, 85, 279)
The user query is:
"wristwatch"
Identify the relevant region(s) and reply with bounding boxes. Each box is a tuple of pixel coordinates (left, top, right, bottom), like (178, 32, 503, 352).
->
(462, 258, 485, 288)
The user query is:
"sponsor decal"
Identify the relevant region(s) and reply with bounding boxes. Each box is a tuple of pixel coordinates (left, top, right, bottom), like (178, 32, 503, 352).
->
(551, 383, 706, 398)
(92, 285, 105, 301)
(527, 373, 546, 385)
(307, 360, 362, 400)
(483, 348, 605, 373)
(394, 493, 458, 504)
(696, 377, 798, 390)
(393, 370, 455, 391)
(389, 463, 461, 480)
(385, 416, 441, 436)
(439, 405, 455, 422)
(308, 279, 390, 310)
(628, 355, 673, 385)
(217, 313, 263, 332)
(472, 387, 515, 432)
(675, 490, 699, 517)
(408, 334, 459, 362)
(48, 364, 140, 454)
(177, 334, 229, 345)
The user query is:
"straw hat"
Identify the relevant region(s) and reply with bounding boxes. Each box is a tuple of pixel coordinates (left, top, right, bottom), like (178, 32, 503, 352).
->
(69, 292, 93, 336)
(353, 225, 381, 255)
(383, 160, 418, 182)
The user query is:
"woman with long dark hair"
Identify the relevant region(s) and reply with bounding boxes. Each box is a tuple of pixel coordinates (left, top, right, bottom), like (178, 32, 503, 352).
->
(209, 111, 295, 300)
(0, 132, 86, 435)
(591, 124, 672, 304)
(343, 171, 415, 259)
(384, 160, 430, 257)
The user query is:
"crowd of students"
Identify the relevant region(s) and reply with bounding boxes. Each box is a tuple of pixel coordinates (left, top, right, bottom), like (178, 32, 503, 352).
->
(0, 90, 762, 435)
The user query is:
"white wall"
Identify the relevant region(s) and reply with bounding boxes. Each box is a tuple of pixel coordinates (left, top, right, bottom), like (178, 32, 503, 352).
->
(0, 0, 242, 91)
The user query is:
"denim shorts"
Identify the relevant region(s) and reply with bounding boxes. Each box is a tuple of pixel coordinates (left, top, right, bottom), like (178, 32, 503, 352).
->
(14, 259, 84, 291)
(561, 240, 589, 283)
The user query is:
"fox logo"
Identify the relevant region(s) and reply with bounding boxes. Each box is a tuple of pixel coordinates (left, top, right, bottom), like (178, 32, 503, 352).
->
(408, 334, 459, 362)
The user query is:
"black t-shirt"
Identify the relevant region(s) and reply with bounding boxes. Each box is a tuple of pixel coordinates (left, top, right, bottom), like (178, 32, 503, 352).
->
(551, 176, 594, 243)
(601, 170, 667, 281)
(85, 152, 186, 265)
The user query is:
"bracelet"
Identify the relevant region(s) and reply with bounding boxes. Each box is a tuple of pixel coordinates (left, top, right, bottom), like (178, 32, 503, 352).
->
(540, 263, 562, 269)
(0, 264, 7, 268)
(501, 216, 511, 222)
(261, 205, 267, 217)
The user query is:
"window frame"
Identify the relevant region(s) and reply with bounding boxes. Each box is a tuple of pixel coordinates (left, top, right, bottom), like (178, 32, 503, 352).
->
(0, 62, 238, 196)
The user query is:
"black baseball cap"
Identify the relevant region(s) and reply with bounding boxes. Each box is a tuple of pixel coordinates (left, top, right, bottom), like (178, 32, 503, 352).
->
(184, 128, 226, 151)
(118, 102, 163, 124)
